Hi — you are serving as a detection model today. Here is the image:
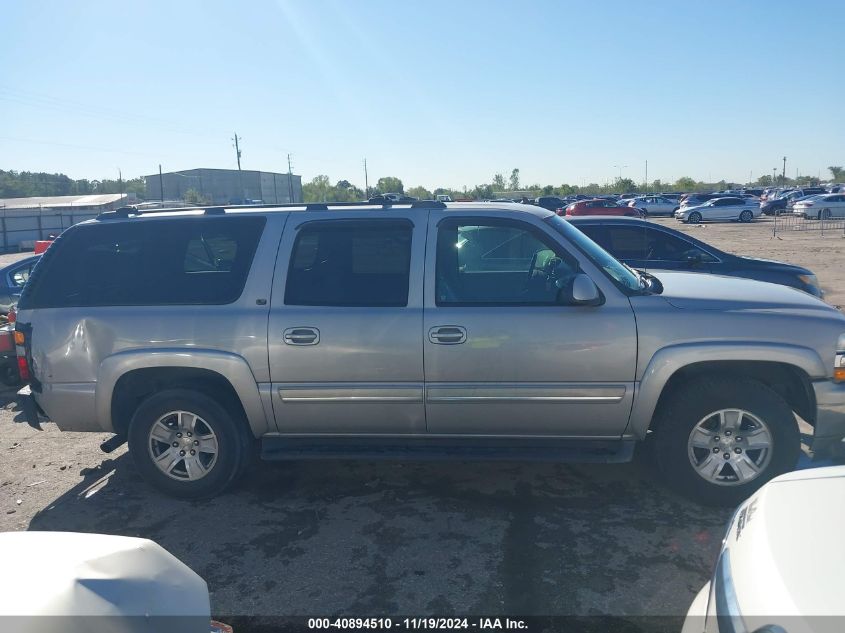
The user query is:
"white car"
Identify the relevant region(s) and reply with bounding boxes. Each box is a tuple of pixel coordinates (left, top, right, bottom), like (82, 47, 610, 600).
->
(626, 195, 678, 217)
(675, 196, 762, 223)
(683, 466, 845, 633)
(793, 193, 845, 220)
(0, 531, 223, 633)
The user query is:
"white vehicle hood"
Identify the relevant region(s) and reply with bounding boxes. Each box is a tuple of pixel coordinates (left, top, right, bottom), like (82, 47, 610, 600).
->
(724, 466, 845, 618)
(654, 271, 832, 313)
(0, 531, 210, 632)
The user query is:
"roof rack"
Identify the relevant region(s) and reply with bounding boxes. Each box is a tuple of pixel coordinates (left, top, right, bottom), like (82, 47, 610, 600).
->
(96, 200, 450, 220)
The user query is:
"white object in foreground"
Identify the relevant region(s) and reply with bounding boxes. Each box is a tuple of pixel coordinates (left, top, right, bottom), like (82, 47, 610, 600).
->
(683, 465, 845, 633)
(0, 531, 211, 633)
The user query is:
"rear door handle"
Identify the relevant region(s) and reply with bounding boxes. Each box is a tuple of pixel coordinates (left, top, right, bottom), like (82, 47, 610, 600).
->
(428, 325, 467, 345)
(283, 327, 320, 346)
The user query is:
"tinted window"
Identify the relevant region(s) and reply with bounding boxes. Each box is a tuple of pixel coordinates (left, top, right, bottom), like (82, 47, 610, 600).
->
(436, 220, 580, 305)
(19, 217, 265, 309)
(10, 262, 35, 287)
(285, 220, 412, 307)
(578, 225, 716, 263)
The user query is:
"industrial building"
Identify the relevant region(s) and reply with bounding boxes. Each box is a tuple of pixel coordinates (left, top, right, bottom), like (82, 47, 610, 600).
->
(0, 193, 133, 252)
(144, 168, 302, 205)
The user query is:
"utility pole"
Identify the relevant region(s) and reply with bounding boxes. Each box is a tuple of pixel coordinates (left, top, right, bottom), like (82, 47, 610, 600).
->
(118, 168, 123, 194)
(782, 156, 787, 186)
(287, 153, 295, 203)
(159, 164, 164, 201)
(772, 168, 777, 186)
(232, 133, 244, 201)
(363, 158, 369, 199)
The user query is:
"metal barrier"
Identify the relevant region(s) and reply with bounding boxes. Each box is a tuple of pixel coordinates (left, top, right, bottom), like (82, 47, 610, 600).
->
(0, 207, 99, 253)
(772, 210, 845, 238)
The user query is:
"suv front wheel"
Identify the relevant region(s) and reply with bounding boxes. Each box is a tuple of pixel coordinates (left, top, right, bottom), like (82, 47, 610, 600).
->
(127, 389, 252, 499)
(653, 378, 800, 506)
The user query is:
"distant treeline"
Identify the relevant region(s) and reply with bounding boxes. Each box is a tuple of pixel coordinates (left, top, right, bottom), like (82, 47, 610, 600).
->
(3, 165, 841, 203)
(0, 169, 145, 198)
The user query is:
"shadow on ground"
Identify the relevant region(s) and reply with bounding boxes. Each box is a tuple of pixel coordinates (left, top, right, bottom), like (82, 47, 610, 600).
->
(26, 444, 729, 621)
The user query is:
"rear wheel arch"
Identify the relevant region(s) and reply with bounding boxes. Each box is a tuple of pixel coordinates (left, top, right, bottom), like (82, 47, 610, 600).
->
(110, 367, 253, 438)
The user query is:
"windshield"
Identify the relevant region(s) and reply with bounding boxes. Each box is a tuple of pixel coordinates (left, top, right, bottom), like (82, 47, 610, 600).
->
(544, 215, 643, 293)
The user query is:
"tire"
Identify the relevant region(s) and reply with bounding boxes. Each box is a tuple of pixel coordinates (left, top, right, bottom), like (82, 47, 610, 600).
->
(640, 209, 649, 218)
(687, 211, 702, 224)
(820, 209, 831, 220)
(739, 210, 753, 223)
(127, 389, 252, 499)
(652, 378, 800, 506)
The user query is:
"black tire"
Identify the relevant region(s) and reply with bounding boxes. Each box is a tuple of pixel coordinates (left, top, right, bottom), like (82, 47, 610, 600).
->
(820, 208, 831, 220)
(687, 211, 702, 224)
(739, 210, 753, 223)
(653, 378, 800, 506)
(127, 389, 252, 499)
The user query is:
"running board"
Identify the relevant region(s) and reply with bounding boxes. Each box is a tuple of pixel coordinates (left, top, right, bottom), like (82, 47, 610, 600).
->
(260, 436, 635, 463)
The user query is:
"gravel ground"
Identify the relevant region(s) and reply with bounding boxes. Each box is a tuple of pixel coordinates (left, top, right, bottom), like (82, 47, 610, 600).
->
(0, 216, 842, 623)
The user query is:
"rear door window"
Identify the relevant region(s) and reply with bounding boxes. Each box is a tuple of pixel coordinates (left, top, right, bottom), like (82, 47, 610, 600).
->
(285, 220, 412, 307)
(19, 216, 266, 308)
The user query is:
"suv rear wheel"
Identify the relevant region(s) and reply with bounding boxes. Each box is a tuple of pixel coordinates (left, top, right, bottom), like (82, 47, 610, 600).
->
(127, 389, 251, 499)
(653, 378, 800, 506)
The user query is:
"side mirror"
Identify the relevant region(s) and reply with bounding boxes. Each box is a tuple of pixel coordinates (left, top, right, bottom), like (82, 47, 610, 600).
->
(560, 273, 603, 306)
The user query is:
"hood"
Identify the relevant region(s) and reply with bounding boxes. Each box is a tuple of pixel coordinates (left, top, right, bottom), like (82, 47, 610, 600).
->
(723, 466, 845, 617)
(734, 255, 812, 274)
(652, 271, 833, 312)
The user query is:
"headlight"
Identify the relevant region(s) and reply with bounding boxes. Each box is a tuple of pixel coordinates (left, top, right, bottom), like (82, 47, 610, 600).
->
(797, 273, 819, 289)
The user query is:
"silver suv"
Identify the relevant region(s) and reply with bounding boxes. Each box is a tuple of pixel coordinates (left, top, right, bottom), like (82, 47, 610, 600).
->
(14, 202, 845, 504)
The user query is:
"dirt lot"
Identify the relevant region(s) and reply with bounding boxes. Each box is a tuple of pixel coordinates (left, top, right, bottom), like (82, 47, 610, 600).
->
(0, 217, 842, 624)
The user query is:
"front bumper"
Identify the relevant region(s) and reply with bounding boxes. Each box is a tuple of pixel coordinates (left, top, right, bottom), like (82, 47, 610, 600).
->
(812, 379, 845, 459)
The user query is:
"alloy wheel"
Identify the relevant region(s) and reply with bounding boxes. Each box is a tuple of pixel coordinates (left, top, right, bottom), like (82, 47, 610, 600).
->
(687, 408, 773, 486)
(148, 410, 219, 481)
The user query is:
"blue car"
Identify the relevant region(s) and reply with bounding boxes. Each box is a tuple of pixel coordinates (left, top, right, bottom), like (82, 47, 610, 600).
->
(567, 216, 822, 297)
(0, 255, 41, 314)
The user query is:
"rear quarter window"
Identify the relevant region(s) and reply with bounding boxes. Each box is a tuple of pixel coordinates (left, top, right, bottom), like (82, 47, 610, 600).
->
(18, 216, 266, 309)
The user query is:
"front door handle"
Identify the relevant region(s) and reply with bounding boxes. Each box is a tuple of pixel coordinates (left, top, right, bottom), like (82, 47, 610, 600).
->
(283, 327, 320, 346)
(428, 325, 467, 345)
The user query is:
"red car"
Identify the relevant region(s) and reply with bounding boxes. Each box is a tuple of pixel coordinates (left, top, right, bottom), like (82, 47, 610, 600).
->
(558, 198, 641, 217)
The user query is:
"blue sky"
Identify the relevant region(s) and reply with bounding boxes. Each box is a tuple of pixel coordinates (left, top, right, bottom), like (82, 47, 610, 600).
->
(2, 0, 844, 190)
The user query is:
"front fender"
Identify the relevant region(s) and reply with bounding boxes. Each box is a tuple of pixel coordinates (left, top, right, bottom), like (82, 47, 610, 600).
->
(626, 341, 826, 439)
(96, 348, 271, 437)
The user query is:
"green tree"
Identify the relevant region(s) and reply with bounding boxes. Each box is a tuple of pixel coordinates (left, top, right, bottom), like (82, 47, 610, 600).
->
(755, 175, 774, 187)
(508, 168, 520, 191)
(614, 178, 638, 193)
(470, 184, 494, 200)
(376, 176, 404, 194)
(302, 175, 331, 202)
(406, 185, 432, 200)
(829, 166, 844, 181)
(674, 176, 698, 191)
(492, 173, 506, 191)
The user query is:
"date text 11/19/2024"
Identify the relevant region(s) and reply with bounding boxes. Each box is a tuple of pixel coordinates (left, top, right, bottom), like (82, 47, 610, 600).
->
(308, 618, 528, 630)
